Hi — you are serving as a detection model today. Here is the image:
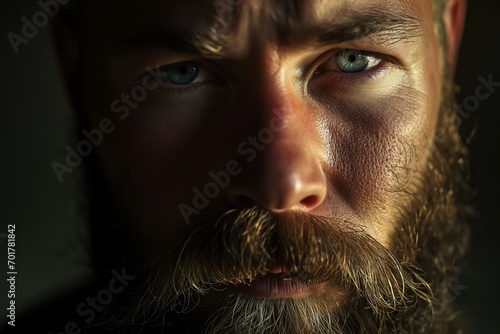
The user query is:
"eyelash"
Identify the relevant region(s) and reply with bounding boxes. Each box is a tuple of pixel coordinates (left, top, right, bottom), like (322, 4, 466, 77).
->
(136, 61, 225, 97)
(311, 49, 395, 80)
(140, 49, 395, 96)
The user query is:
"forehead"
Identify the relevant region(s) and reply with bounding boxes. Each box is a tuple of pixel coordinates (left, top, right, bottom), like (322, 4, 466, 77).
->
(85, 0, 424, 20)
(84, 0, 431, 45)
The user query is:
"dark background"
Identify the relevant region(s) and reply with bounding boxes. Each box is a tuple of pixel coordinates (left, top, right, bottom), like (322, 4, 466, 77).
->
(1, 1, 499, 332)
(452, 1, 500, 332)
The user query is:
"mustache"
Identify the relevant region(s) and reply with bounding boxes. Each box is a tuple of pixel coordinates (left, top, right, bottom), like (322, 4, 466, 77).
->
(135, 206, 432, 318)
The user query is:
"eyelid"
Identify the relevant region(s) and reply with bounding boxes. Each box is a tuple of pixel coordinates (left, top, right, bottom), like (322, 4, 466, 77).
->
(135, 59, 217, 81)
(302, 48, 400, 97)
(335, 50, 382, 72)
(356, 50, 398, 65)
(165, 62, 215, 84)
(135, 59, 226, 97)
(305, 48, 396, 79)
(328, 49, 395, 69)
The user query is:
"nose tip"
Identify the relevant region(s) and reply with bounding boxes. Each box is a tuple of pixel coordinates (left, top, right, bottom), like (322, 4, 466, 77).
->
(227, 170, 326, 213)
(226, 149, 327, 213)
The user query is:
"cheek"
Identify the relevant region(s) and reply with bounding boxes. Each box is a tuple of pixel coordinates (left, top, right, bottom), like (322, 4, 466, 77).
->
(83, 83, 252, 251)
(84, 62, 230, 186)
(318, 82, 438, 230)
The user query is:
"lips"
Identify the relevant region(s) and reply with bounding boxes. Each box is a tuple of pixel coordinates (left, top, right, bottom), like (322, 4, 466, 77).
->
(233, 267, 324, 298)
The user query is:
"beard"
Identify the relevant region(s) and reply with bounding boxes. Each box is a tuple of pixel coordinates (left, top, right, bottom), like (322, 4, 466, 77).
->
(78, 74, 471, 334)
(117, 207, 433, 334)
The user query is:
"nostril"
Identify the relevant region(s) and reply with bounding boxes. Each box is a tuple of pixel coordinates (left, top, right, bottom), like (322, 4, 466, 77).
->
(300, 195, 320, 208)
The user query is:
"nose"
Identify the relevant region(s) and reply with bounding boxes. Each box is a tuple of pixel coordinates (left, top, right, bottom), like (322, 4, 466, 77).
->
(225, 93, 327, 213)
(225, 114, 327, 212)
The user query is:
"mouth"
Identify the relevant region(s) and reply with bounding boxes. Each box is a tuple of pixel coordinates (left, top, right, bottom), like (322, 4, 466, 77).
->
(232, 267, 325, 299)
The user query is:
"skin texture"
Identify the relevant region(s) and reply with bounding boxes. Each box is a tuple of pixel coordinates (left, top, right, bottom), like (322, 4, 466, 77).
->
(83, 0, 441, 251)
(52, 0, 469, 332)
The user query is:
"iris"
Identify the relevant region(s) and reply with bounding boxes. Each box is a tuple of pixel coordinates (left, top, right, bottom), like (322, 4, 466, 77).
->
(165, 61, 200, 84)
(335, 49, 380, 73)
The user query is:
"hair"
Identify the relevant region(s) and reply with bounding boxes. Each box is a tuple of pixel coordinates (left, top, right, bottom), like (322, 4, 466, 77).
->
(432, 0, 451, 68)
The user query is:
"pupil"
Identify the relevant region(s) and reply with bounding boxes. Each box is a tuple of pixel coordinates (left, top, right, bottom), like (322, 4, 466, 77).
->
(167, 62, 199, 84)
(348, 54, 357, 63)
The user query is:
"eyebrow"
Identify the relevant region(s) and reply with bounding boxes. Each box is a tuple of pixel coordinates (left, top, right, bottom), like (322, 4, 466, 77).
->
(307, 9, 422, 46)
(112, 8, 422, 58)
(113, 27, 228, 58)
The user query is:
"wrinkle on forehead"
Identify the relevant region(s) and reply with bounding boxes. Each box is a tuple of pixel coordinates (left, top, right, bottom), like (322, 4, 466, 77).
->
(91, 0, 427, 60)
(193, 0, 424, 55)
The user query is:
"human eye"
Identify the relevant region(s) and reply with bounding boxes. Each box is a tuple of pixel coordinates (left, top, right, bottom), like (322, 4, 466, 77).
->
(315, 49, 385, 75)
(162, 61, 213, 85)
(333, 49, 382, 73)
(307, 48, 400, 100)
(142, 60, 223, 95)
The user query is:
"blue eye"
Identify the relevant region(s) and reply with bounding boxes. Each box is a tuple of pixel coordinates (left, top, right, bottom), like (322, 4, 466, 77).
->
(334, 50, 382, 73)
(165, 61, 200, 85)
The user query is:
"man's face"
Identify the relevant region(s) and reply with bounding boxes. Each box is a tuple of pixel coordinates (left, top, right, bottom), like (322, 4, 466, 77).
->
(77, 0, 467, 332)
(84, 0, 441, 248)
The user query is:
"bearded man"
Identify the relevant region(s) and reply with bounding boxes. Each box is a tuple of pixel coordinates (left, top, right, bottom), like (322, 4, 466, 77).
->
(10, 0, 472, 333)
